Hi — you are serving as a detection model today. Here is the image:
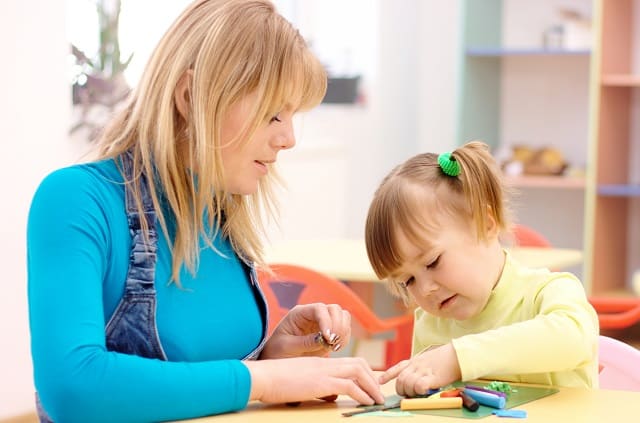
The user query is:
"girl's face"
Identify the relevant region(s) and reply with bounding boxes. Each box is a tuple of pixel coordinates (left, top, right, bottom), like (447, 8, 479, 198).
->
(219, 91, 296, 195)
(391, 214, 506, 321)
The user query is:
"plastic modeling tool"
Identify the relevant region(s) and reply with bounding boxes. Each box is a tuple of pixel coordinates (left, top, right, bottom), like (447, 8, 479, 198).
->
(341, 400, 401, 417)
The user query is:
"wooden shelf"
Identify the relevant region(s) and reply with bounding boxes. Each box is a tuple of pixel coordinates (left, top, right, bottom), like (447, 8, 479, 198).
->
(590, 288, 638, 298)
(466, 47, 591, 57)
(505, 175, 586, 189)
(601, 74, 640, 87)
(597, 184, 640, 197)
(585, 0, 639, 303)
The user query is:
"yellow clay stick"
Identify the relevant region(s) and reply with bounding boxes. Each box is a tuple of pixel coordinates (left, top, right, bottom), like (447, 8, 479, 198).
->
(400, 397, 463, 410)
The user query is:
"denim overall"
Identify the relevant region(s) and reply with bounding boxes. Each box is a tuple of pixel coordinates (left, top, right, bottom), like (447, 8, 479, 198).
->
(36, 152, 269, 422)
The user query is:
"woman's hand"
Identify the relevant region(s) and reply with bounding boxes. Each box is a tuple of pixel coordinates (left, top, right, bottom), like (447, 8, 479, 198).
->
(260, 303, 351, 359)
(378, 343, 462, 397)
(244, 356, 385, 405)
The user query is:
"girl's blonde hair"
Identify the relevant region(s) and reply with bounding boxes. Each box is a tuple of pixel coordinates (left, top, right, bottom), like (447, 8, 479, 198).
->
(365, 141, 512, 300)
(93, 0, 327, 284)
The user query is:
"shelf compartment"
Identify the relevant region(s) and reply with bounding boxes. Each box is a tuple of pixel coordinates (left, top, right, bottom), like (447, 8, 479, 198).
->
(592, 196, 630, 294)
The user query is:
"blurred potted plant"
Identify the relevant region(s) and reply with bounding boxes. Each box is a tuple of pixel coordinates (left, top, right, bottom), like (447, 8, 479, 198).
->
(70, 0, 132, 140)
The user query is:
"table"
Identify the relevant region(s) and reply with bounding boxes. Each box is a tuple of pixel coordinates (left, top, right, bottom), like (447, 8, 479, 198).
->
(265, 239, 583, 282)
(174, 382, 640, 422)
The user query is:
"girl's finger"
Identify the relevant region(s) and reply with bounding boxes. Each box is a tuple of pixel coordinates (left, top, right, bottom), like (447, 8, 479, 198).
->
(378, 359, 409, 384)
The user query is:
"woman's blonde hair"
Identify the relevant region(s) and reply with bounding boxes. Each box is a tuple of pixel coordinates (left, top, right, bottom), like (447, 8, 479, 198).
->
(93, 0, 327, 284)
(365, 141, 512, 300)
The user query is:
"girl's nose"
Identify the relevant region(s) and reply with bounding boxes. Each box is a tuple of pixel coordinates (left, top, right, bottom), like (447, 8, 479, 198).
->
(414, 274, 439, 297)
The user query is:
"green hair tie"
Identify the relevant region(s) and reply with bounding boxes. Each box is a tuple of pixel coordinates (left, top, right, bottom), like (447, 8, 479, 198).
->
(438, 152, 460, 177)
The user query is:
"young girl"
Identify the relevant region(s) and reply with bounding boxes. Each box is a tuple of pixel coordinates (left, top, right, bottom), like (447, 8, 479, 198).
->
(27, 1, 383, 422)
(365, 141, 599, 397)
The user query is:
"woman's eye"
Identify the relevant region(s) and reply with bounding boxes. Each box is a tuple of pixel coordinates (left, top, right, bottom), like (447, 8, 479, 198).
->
(269, 113, 282, 123)
(426, 256, 440, 270)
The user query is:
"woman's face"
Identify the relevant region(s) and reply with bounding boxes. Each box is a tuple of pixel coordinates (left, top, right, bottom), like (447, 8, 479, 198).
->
(219, 91, 296, 195)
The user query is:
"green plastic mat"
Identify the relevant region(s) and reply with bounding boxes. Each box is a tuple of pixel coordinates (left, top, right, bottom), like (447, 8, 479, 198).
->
(361, 382, 558, 419)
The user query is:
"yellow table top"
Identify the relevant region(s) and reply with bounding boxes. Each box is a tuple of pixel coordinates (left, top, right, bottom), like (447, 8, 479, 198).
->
(174, 383, 639, 422)
(266, 239, 583, 282)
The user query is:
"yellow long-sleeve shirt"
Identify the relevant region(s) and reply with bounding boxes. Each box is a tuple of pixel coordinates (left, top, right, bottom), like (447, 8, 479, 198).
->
(412, 252, 599, 388)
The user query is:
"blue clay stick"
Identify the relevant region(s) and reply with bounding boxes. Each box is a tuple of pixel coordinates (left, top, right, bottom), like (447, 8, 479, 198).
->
(463, 389, 506, 409)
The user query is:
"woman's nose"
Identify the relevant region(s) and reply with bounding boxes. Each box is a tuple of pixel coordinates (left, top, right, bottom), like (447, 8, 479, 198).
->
(274, 120, 296, 150)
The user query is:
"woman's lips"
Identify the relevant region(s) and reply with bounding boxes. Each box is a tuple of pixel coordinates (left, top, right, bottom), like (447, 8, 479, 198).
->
(254, 160, 267, 174)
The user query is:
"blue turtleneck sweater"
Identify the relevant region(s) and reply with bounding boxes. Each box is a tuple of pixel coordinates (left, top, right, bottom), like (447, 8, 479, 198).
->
(27, 158, 263, 422)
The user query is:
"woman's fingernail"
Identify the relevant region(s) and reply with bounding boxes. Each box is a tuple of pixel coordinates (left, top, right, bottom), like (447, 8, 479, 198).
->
(329, 333, 338, 344)
(333, 343, 342, 351)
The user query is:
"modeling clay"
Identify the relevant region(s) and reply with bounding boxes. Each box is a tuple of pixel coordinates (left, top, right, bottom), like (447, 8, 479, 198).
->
(400, 397, 463, 410)
(486, 381, 514, 396)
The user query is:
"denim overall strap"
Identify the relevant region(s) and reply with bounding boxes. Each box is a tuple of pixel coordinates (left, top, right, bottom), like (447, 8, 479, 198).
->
(104, 152, 167, 360)
(242, 265, 269, 360)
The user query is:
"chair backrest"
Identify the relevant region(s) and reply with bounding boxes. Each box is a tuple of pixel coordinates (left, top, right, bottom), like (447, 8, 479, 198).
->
(512, 224, 552, 248)
(598, 335, 640, 391)
(259, 272, 288, 335)
(257, 263, 410, 335)
(589, 297, 640, 330)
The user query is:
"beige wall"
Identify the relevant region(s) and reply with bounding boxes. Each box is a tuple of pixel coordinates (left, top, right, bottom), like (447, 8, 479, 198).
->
(0, 0, 77, 418)
(0, 0, 460, 418)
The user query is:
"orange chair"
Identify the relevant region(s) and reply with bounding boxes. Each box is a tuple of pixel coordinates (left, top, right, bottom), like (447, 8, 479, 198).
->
(257, 263, 414, 369)
(589, 297, 640, 330)
(512, 224, 552, 248)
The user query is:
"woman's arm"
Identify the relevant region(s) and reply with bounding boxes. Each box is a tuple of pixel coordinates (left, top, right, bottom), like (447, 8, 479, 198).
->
(28, 169, 253, 422)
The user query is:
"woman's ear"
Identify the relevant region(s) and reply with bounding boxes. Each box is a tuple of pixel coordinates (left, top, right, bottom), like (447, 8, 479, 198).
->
(175, 69, 193, 120)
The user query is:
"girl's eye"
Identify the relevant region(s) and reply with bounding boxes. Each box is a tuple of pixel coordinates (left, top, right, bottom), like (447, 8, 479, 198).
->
(426, 255, 440, 270)
(401, 276, 415, 288)
(269, 113, 282, 123)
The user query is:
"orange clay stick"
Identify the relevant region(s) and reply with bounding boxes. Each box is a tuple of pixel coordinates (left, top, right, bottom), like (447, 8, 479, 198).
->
(400, 397, 463, 410)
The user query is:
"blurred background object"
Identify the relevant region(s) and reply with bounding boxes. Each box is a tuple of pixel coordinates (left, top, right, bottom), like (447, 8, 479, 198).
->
(69, 0, 131, 141)
(502, 145, 569, 177)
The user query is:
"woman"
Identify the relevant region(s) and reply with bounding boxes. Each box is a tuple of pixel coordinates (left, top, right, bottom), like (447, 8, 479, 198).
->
(27, 1, 384, 422)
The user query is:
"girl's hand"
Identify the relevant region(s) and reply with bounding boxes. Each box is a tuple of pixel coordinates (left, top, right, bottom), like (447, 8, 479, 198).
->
(378, 343, 462, 397)
(260, 303, 351, 359)
(244, 356, 385, 405)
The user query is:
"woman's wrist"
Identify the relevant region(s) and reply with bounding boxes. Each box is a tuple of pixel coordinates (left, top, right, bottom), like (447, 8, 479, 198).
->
(243, 359, 265, 401)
